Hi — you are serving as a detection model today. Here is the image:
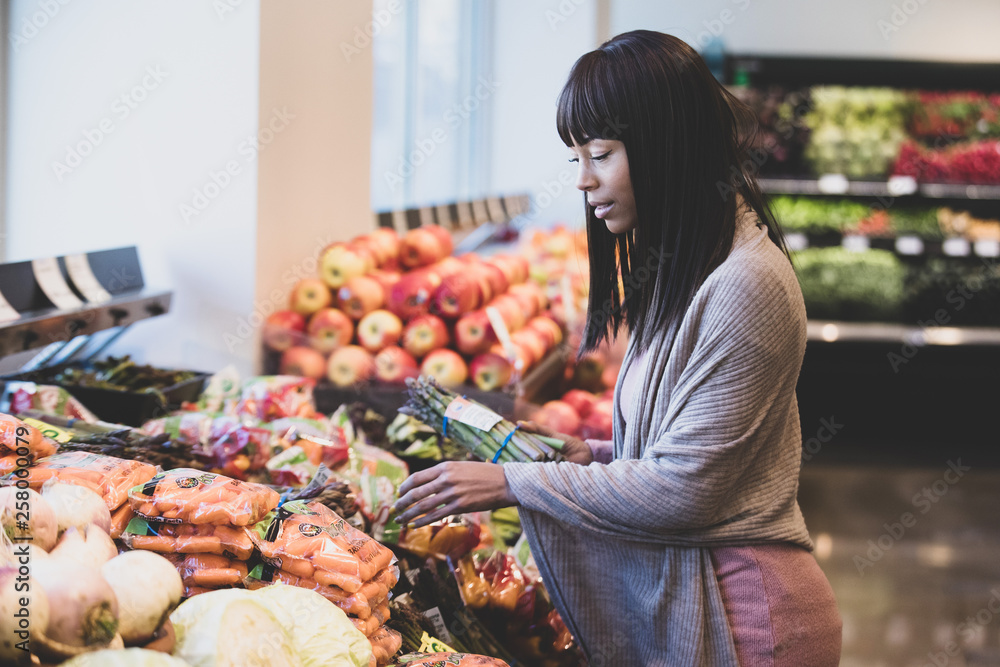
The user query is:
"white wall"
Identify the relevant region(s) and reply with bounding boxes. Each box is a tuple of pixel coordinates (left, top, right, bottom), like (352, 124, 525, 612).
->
(610, 0, 1000, 62)
(488, 0, 601, 231)
(5, 0, 261, 376)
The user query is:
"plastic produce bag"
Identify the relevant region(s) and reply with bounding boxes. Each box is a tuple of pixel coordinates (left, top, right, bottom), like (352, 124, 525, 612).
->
(23, 450, 156, 510)
(368, 626, 403, 667)
(60, 648, 192, 667)
(123, 518, 255, 560)
(128, 468, 279, 525)
(245, 563, 399, 620)
(393, 655, 510, 667)
(248, 500, 395, 593)
(236, 375, 319, 422)
(0, 413, 58, 474)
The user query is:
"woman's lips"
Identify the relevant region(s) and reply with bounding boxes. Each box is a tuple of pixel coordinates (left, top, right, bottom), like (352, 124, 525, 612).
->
(593, 202, 614, 219)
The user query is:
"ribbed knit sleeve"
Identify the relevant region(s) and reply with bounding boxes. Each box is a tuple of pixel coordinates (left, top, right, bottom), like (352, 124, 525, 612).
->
(504, 248, 807, 540)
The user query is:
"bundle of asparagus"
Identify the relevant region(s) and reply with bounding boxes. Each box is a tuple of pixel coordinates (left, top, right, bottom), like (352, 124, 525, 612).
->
(400, 376, 563, 464)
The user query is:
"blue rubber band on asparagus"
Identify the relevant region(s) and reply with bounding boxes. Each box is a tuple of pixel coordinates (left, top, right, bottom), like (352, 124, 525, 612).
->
(493, 424, 519, 464)
(442, 415, 449, 438)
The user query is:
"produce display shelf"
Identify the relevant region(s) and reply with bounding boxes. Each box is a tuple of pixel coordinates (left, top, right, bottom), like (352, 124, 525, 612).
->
(0, 289, 172, 359)
(760, 177, 1000, 202)
(782, 232, 999, 259)
(806, 320, 1000, 346)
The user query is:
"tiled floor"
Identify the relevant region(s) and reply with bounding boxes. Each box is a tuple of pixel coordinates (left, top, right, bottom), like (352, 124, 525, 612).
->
(798, 464, 1000, 666)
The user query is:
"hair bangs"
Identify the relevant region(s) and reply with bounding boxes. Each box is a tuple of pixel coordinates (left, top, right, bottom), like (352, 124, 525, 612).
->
(556, 53, 623, 147)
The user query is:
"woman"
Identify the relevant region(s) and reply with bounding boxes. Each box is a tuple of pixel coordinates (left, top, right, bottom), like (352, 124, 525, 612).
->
(394, 30, 842, 666)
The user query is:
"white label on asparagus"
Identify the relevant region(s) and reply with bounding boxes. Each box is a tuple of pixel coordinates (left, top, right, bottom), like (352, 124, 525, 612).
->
(31, 257, 84, 310)
(444, 396, 503, 432)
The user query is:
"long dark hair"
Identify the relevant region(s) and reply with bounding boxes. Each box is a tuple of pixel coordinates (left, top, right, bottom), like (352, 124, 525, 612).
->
(557, 30, 788, 355)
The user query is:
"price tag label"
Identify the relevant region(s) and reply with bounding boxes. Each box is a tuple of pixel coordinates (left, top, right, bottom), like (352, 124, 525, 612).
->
(943, 237, 971, 257)
(64, 254, 113, 303)
(842, 235, 870, 252)
(895, 236, 925, 256)
(560, 274, 578, 326)
(31, 257, 83, 310)
(817, 173, 849, 194)
(422, 607, 453, 645)
(0, 290, 19, 322)
(887, 175, 918, 196)
(785, 233, 809, 252)
(974, 240, 1000, 258)
(418, 631, 456, 653)
(444, 396, 502, 432)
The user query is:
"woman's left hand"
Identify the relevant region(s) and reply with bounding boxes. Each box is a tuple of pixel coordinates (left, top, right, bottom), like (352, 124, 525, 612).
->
(393, 461, 517, 528)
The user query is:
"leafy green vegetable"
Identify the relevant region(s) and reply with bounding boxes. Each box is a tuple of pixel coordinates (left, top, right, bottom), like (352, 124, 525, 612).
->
(793, 247, 905, 321)
(61, 649, 192, 667)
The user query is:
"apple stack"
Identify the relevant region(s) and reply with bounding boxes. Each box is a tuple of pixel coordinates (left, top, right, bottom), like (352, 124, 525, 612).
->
(521, 224, 591, 329)
(532, 388, 615, 442)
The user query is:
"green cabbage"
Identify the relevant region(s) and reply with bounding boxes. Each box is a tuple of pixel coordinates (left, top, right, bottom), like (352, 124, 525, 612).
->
(169, 585, 371, 667)
(61, 648, 192, 666)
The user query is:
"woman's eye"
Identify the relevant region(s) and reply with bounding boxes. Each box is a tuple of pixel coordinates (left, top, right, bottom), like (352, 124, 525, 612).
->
(592, 151, 611, 161)
(568, 157, 579, 163)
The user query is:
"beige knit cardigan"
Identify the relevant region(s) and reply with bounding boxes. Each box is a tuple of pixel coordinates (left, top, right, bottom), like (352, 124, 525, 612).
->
(504, 208, 813, 665)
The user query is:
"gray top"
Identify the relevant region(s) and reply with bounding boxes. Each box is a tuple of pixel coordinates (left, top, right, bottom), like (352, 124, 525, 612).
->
(504, 205, 812, 665)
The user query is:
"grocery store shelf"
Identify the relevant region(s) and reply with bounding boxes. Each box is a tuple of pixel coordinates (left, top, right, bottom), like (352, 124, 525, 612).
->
(0, 289, 173, 359)
(784, 232, 1000, 259)
(807, 320, 1000, 346)
(760, 177, 1000, 201)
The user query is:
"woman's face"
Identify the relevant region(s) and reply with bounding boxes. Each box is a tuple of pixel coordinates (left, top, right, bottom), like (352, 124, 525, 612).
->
(569, 138, 637, 234)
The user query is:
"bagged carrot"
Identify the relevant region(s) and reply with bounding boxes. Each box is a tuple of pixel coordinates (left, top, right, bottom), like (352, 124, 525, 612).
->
(24, 451, 156, 510)
(368, 626, 403, 667)
(248, 499, 395, 593)
(244, 565, 397, 619)
(109, 502, 135, 539)
(0, 413, 58, 461)
(175, 553, 249, 588)
(127, 468, 279, 525)
(122, 518, 255, 560)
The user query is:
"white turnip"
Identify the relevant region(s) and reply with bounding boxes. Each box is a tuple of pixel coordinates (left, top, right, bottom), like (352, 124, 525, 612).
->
(50, 526, 118, 570)
(29, 559, 118, 652)
(0, 487, 58, 552)
(41, 481, 113, 535)
(101, 550, 183, 645)
(0, 564, 51, 660)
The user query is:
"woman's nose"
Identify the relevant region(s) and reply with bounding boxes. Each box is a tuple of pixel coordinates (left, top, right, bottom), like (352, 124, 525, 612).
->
(575, 165, 597, 191)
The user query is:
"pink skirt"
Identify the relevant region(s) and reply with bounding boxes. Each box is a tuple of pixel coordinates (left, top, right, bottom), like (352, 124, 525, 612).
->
(711, 543, 842, 666)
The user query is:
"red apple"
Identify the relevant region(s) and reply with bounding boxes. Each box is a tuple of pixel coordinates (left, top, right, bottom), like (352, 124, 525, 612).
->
(455, 310, 495, 356)
(488, 343, 530, 376)
(289, 278, 333, 316)
(423, 224, 454, 257)
(580, 409, 614, 441)
(319, 243, 368, 288)
(374, 345, 419, 384)
(368, 269, 401, 293)
(306, 308, 354, 354)
(506, 290, 538, 321)
(420, 349, 468, 388)
(337, 275, 385, 320)
(431, 256, 464, 279)
(489, 295, 526, 332)
(511, 329, 546, 367)
(469, 352, 514, 391)
(369, 227, 401, 264)
(601, 363, 621, 391)
(465, 263, 495, 304)
(263, 310, 306, 351)
(458, 252, 480, 264)
(387, 270, 438, 321)
(327, 345, 376, 387)
(400, 228, 444, 269)
(280, 345, 327, 380)
(535, 400, 581, 436)
(486, 257, 520, 287)
(561, 389, 598, 419)
(509, 282, 547, 313)
(433, 273, 483, 319)
(402, 314, 450, 358)
(479, 262, 509, 298)
(346, 240, 377, 274)
(528, 316, 563, 348)
(356, 309, 403, 352)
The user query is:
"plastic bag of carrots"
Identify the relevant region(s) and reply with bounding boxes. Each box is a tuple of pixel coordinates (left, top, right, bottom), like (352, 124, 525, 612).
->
(163, 553, 247, 597)
(128, 468, 279, 525)
(0, 414, 58, 474)
(368, 626, 403, 667)
(248, 500, 396, 593)
(244, 563, 398, 619)
(109, 503, 134, 539)
(122, 517, 254, 560)
(351, 602, 390, 637)
(23, 451, 155, 510)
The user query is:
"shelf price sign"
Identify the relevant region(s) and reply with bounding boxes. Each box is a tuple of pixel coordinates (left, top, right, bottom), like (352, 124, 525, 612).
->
(943, 238, 971, 257)
(65, 254, 113, 303)
(895, 236, 925, 256)
(31, 257, 84, 310)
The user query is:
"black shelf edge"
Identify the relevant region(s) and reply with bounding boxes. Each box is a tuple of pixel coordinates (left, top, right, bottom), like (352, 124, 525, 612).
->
(760, 177, 1000, 201)
(806, 320, 1000, 346)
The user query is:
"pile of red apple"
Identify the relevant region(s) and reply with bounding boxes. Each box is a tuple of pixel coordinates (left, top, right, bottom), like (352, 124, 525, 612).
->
(532, 388, 615, 442)
(264, 224, 567, 391)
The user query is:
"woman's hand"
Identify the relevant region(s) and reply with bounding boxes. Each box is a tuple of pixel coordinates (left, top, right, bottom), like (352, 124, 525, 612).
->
(517, 420, 593, 465)
(393, 461, 517, 528)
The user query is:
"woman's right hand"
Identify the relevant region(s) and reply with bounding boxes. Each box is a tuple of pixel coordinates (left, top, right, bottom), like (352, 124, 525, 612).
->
(517, 420, 593, 465)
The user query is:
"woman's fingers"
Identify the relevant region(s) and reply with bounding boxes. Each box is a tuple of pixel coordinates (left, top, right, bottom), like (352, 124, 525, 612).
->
(517, 420, 556, 437)
(398, 463, 446, 497)
(395, 471, 449, 514)
(409, 500, 461, 528)
(395, 485, 454, 525)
